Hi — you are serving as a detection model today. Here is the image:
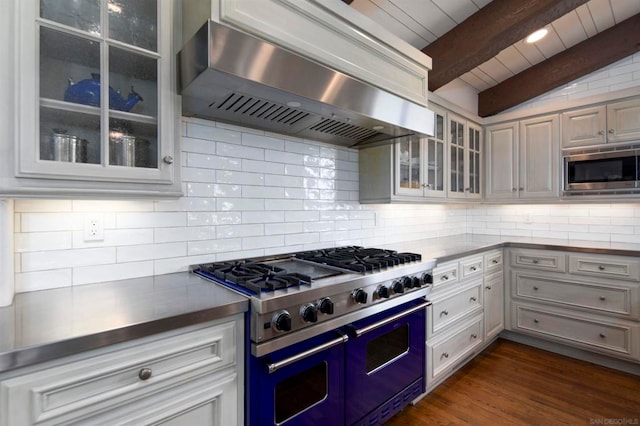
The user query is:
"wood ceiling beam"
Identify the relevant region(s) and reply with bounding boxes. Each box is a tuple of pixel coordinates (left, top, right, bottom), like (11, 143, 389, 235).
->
(423, 0, 589, 92)
(478, 13, 640, 117)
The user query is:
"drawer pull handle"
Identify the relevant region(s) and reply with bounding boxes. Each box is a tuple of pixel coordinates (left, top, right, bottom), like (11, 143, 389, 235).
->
(532, 259, 539, 264)
(440, 310, 449, 316)
(485, 285, 492, 290)
(441, 352, 449, 359)
(599, 296, 606, 301)
(138, 368, 152, 381)
(470, 296, 477, 302)
(470, 266, 477, 272)
(441, 275, 449, 281)
(598, 265, 605, 271)
(491, 259, 499, 264)
(599, 333, 606, 338)
(471, 334, 478, 339)
(533, 319, 539, 324)
(533, 286, 539, 291)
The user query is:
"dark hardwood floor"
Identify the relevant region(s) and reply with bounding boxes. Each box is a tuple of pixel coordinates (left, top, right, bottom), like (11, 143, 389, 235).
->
(386, 339, 640, 425)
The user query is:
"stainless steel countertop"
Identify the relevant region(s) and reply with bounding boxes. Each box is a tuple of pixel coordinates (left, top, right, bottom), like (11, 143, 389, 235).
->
(0, 272, 248, 373)
(381, 234, 640, 265)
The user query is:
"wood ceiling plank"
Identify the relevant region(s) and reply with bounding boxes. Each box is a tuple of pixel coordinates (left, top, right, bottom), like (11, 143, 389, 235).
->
(534, 27, 566, 58)
(575, 3, 598, 36)
(422, 0, 591, 91)
(477, 57, 514, 82)
(587, 0, 615, 31)
(478, 13, 640, 117)
(610, 0, 640, 23)
(429, 0, 480, 24)
(514, 41, 546, 66)
(495, 46, 532, 75)
(392, 0, 456, 37)
(551, 11, 588, 48)
(459, 72, 493, 92)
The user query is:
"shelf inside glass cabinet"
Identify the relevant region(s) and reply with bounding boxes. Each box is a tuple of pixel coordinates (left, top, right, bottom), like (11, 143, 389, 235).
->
(40, 98, 157, 125)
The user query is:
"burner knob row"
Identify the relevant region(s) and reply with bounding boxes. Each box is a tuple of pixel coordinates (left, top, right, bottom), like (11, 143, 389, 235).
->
(352, 288, 368, 304)
(318, 297, 334, 315)
(300, 303, 318, 323)
(272, 311, 292, 332)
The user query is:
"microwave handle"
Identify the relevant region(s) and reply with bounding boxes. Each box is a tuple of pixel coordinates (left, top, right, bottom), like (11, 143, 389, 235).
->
(267, 334, 348, 374)
(351, 301, 431, 338)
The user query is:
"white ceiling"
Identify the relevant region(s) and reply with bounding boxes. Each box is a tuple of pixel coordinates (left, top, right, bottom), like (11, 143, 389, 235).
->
(350, 0, 640, 93)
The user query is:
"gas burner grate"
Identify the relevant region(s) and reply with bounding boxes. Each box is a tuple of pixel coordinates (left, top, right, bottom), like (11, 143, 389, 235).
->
(294, 246, 421, 273)
(197, 261, 311, 293)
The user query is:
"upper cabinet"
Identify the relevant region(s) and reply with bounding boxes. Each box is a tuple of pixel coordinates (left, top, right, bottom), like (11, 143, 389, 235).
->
(1, 0, 181, 198)
(183, 0, 431, 107)
(447, 115, 482, 200)
(562, 98, 640, 149)
(485, 114, 559, 201)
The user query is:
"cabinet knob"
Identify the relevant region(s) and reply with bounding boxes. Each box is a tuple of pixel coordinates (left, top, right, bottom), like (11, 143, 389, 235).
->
(533, 319, 539, 324)
(470, 266, 477, 271)
(138, 368, 152, 381)
(485, 285, 492, 290)
(465, 187, 471, 192)
(471, 334, 478, 339)
(599, 333, 606, 338)
(532, 259, 539, 264)
(492, 259, 499, 264)
(519, 187, 524, 191)
(422, 183, 433, 189)
(470, 296, 477, 302)
(512, 188, 517, 192)
(608, 129, 615, 134)
(163, 155, 174, 164)
(599, 296, 606, 301)
(598, 130, 604, 135)
(440, 352, 449, 359)
(440, 310, 449, 316)
(441, 275, 449, 281)
(598, 265, 605, 271)
(533, 286, 539, 291)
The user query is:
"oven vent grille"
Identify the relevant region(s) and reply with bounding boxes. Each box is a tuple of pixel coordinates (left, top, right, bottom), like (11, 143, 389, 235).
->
(213, 93, 310, 126)
(309, 118, 381, 142)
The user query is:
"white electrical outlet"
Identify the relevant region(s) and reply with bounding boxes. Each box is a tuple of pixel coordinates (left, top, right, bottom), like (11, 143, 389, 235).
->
(83, 215, 104, 242)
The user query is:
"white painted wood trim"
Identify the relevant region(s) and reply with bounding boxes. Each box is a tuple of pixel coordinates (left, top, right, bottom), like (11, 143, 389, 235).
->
(0, 200, 14, 307)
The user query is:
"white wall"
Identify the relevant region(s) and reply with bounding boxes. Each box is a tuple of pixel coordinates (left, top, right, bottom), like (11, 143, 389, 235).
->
(12, 119, 468, 293)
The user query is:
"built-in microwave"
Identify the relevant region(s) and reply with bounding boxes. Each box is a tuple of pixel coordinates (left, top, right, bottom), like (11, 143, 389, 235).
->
(564, 149, 639, 193)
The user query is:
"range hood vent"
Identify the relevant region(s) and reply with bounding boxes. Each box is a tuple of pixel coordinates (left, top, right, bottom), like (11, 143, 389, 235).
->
(179, 21, 434, 148)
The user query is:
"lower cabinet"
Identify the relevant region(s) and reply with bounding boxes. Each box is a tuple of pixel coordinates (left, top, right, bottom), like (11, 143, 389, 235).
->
(0, 316, 244, 426)
(484, 271, 504, 341)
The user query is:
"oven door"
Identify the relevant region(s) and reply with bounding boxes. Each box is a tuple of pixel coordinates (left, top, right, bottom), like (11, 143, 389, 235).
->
(564, 150, 638, 191)
(249, 331, 347, 426)
(344, 299, 429, 425)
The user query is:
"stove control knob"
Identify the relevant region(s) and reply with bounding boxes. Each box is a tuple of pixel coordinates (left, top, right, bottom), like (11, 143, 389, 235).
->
(377, 285, 390, 299)
(318, 298, 334, 315)
(421, 272, 433, 285)
(402, 276, 414, 289)
(411, 276, 421, 288)
(392, 280, 405, 294)
(300, 304, 318, 323)
(352, 288, 368, 304)
(273, 311, 292, 332)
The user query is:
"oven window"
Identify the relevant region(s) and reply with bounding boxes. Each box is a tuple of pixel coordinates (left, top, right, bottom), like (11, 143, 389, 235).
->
(275, 362, 327, 423)
(366, 325, 409, 373)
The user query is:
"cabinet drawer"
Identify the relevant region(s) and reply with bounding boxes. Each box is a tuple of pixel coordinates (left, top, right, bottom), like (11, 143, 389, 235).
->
(428, 317, 483, 381)
(510, 249, 566, 272)
(1, 321, 237, 425)
(569, 255, 640, 282)
(513, 271, 636, 317)
(460, 256, 483, 280)
(429, 282, 482, 337)
(432, 261, 459, 289)
(484, 250, 503, 273)
(513, 304, 635, 357)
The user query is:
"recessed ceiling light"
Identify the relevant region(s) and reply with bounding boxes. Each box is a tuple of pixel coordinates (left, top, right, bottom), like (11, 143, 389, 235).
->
(526, 28, 548, 44)
(372, 125, 384, 130)
(287, 101, 301, 107)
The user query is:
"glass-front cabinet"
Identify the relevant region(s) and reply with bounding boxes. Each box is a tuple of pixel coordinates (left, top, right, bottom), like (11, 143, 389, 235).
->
(10, 0, 180, 197)
(447, 114, 482, 200)
(395, 107, 446, 199)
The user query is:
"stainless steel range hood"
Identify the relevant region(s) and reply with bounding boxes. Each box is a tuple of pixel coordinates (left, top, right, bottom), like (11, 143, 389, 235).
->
(178, 21, 434, 148)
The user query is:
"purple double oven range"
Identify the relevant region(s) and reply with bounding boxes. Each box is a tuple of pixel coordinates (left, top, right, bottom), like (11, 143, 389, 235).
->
(194, 246, 435, 426)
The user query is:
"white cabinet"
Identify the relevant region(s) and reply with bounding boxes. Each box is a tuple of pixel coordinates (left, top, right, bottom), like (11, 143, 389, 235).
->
(1, 0, 181, 198)
(562, 98, 640, 148)
(484, 272, 504, 341)
(183, 0, 431, 108)
(0, 318, 244, 426)
(448, 115, 482, 200)
(485, 114, 559, 201)
(506, 248, 640, 361)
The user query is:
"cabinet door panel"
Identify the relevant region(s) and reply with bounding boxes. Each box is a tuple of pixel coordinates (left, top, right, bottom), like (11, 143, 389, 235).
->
(519, 115, 559, 199)
(607, 99, 640, 143)
(561, 106, 606, 148)
(395, 137, 424, 197)
(485, 123, 518, 200)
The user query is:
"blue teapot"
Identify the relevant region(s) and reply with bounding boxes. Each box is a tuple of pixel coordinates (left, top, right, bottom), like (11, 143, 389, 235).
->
(64, 73, 144, 112)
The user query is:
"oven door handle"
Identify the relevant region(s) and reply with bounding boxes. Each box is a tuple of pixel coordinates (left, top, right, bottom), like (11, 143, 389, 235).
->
(267, 334, 349, 374)
(351, 301, 431, 338)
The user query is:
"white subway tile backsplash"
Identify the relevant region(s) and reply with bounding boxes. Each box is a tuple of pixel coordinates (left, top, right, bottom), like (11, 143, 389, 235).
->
(242, 185, 285, 199)
(188, 239, 242, 256)
(15, 200, 72, 212)
(187, 212, 242, 226)
(285, 232, 319, 245)
(182, 137, 216, 154)
(186, 121, 241, 144)
(73, 261, 154, 286)
(243, 159, 285, 175)
(15, 231, 72, 252)
(265, 150, 304, 164)
(216, 170, 265, 186)
(216, 224, 264, 239)
(243, 235, 285, 250)
(22, 247, 116, 272)
(243, 133, 285, 151)
(73, 229, 154, 248)
(117, 242, 186, 262)
(265, 222, 303, 235)
(218, 198, 265, 211)
(217, 142, 264, 160)
(187, 153, 242, 170)
(242, 211, 285, 224)
(21, 213, 81, 232)
(117, 212, 187, 229)
(16, 269, 72, 292)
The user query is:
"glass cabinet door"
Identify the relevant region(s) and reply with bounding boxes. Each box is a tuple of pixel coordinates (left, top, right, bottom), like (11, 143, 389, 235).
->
(18, 0, 174, 184)
(395, 136, 423, 196)
(424, 108, 446, 197)
(449, 116, 466, 197)
(468, 124, 482, 197)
